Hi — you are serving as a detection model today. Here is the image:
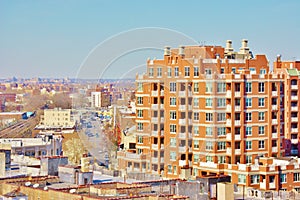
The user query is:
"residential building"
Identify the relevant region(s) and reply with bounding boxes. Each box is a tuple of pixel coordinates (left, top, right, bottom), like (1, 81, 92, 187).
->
(39, 108, 75, 129)
(117, 39, 300, 192)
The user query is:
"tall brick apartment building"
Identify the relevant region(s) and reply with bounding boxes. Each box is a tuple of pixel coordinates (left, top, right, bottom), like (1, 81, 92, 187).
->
(118, 40, 300, 192)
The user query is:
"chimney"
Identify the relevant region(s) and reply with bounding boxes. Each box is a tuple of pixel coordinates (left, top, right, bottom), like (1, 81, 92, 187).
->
(178, 46, 185, 57)
(164, 46, 171, 56)
(225, 40, 233, 52)
(240, 39, 250, 54)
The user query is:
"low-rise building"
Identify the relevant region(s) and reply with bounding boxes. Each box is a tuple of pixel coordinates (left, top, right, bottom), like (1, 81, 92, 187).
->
(39, 108, 75, 129)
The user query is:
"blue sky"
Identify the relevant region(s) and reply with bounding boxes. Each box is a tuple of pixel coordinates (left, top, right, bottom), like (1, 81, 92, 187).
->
(0, 0, 300, 79)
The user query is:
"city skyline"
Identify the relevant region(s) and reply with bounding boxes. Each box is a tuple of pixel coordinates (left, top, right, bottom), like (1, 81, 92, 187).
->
(1, 0, 300, 79)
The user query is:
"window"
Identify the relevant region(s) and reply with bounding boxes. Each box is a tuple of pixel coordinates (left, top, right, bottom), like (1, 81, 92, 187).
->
(173, 166, 177, 174)
(245, 82, 252, 93)
(206, 127, 212, 136)
(175, 67, 179, 77)
(168, 165, 172, 173)
(149, 68, 154, 77)
(258, 82, 265, 92)
(217, 142, 226, 150)
(206, 98, 213, 107)
(218, 156, 225, 164)
(193, 98, 199, 107)
(194, 83, 199, 92)
(246, 141, 252, 150)
(206, 141, 213, 150)
(259, 140, 265, 149)
(184, 66, 190, 76)
(137, 83, 143, 92)
(206, 113, 213, 121)
(245, 98, 252, 107)
(294, 173, 300, 182)
(206, 156, 213, 162)
(259, 112, 265, 121)
(137, 136, 143, 143)
(137, 109, 143, 118)
(170, 124, 176, 133)
(167, 67, 172, 77)
(259, 126, 265, 135)
(137, 122, 143, 131)
(258, 98, 265, 107)
(206, 82, 212, 93)
(217, 83, 226, 93)
(217, 127, 226, 136)
(246, 155, 252, 163)
(245, 112, 252, 121)
(238, 174, 246, 184)
(170, 97, 176, 106)
(170, 111, 176, 120)
(205, 68, 212, 75)
(251, 175, 260, 184)
(170, 138, 176, 147)
(157, 67, 162, 77)
(194, 126, 199, 135)
(194, 140, 199, 149)
(194, 112, 199, 121)
(280, 174, 287, 183)
(217, 113, 226, 122)
(137, 97, 143, 104)
(245, 126, 252, 136)
(217, 98, 226, 107)
(194, 154, 199, 163)
(260, 69, 266, 74)
(170, 82, 176, 92)
(194, 66, 199, 76)
(170, 151, 176, 160)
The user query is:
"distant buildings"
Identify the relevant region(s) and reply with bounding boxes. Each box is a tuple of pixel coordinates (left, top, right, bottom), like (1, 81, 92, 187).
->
(117, 39, 300, 193)
(39, 108, 75, 129)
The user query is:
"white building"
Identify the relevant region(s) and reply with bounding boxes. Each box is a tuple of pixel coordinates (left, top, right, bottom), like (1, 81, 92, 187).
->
(39, 108, 75, 129)
(91, 92, 101, 108)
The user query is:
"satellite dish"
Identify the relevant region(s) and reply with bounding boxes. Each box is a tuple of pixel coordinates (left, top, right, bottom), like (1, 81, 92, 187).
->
(33, 184, 39, 188)
(69, 189, 76, 194)
(44, 186, 48, 190)
(25, 182, 31, 186)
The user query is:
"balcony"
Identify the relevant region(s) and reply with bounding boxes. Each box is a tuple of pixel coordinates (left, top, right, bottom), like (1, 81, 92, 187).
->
(160, 90, 164, 96)
(260, 180, 266, 190)
(272, 91, 278, 96)
(292, 117, 298, 122)
(179, 105, 186, 111)
(269, 182, 276, 189)
(179, 160, 188, 167)
(226, 119, 232, 126)
(235, 149, 241, 154)
(235, 106, 241, 111)
(226, 147, 232, 155)
(179, 91, 186, 97)
(291, 139, 298, 144)
(199, 161, 218, 169)
(160, 158, 164, 163)
(226, 90, 232, 98)
(272, 105, 277, 111)
(291, 85, 298, 90)
(152, 157, 158, 163)
(160, 130, 164, 136)
(160, 104, 164, 109)
(179, 146, 186, 153)
(272, 147, 278, 153)
(179, 132, 186, 139)
(291, 149, 298, 155)
(235, 134, 241, 140)
(291, 106, 298, 111)
(151, 104, 158, 110)
(151, 117, 158, 123)
(161, 144, 164, 149)
(151, 144, 158, 150)
(235, 120, 241, 126)
(160, 117, 164, 123)
(234, 91, 241, 97)
(151, 90, 158, 96)
(291, 96, 298, 101)
(226, 133, 232, 140)
(226, 105, 231, 112)
(151, 131, 158, 137)
(291, 128, 298, 133)
(179, 119, 186, 126)
(272, 133, 278, 139)
(272, 119, 278, 125)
